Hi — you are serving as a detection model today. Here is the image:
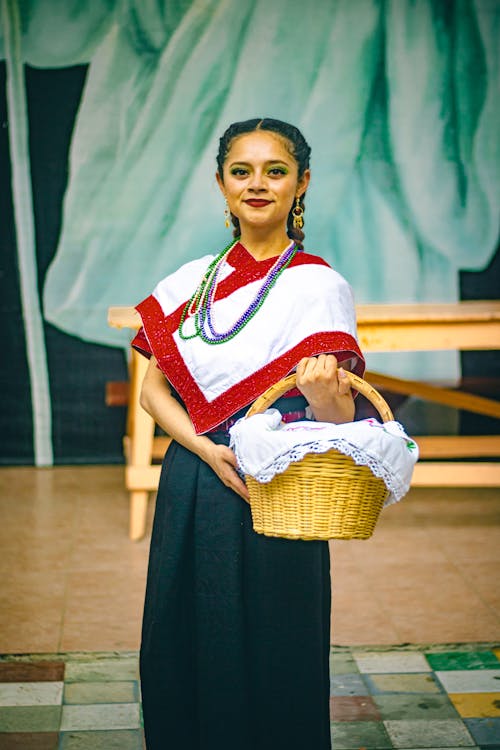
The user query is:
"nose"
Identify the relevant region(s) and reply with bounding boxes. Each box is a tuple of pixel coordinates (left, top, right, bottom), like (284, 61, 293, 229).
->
(248, 169, 266, 193)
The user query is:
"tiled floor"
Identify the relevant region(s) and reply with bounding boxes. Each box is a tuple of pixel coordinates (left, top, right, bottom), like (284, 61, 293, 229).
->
(1, 466, 499, 652)
(0, 646, 499, 748)
(0, 466, 499, 747)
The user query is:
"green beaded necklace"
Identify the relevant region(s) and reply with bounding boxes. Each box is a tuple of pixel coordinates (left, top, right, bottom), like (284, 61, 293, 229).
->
(178, 239, 297, 345)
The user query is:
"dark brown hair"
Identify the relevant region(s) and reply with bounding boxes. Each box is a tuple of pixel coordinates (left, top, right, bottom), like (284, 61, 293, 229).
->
(216, 118, 311, 250)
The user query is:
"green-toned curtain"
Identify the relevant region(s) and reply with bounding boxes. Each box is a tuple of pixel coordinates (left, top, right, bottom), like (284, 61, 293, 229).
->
(3, 0, 499, 382)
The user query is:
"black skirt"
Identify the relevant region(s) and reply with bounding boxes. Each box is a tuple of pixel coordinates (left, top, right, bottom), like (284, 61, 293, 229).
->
(140, 433, 332, 750)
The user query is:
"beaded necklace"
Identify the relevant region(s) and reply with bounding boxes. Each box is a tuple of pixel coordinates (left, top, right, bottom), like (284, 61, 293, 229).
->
(178, 239, 297, 345)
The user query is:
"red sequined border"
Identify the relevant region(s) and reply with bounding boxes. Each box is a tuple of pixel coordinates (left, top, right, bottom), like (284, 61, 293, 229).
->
(134, 295, 365, 434)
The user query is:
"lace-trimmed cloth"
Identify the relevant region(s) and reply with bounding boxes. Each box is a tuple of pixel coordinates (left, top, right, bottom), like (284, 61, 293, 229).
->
(229, 411, 419, 506)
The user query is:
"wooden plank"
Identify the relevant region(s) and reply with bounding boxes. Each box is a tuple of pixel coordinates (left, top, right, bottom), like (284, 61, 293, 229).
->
(356, 301, 500, 323)
(109, 301, 500, 329)
(124, 459, 500, 492)
(411, 462, 500, 487)
(109, 302, 500, 352)
(105, 381, 129, 407)
(365, 371, 500, 419)
(108, 306, 141, 329)
(358, 321, 500, 351)
(416, 436, 500, 459)
(128, 351, 156, 467)
(126, 465, 161, 491)
(152, 436, 173, 459)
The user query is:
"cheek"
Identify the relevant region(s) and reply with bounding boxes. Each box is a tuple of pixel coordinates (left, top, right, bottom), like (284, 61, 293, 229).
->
(224, 179, 243, 199)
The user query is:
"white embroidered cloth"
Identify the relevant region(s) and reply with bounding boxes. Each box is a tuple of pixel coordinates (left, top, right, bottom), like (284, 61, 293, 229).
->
(229, 412, 419, 506)
(134, 242, 365, 433)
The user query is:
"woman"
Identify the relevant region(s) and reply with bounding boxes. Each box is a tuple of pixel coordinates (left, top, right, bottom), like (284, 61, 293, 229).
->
(133, 118, 365, 749)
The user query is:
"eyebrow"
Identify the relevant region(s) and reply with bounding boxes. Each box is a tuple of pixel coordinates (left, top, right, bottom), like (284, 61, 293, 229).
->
(228, 159, 291, 168)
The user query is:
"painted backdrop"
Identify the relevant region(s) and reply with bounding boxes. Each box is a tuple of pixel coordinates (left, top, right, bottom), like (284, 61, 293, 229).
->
(1, 0, 499, 464)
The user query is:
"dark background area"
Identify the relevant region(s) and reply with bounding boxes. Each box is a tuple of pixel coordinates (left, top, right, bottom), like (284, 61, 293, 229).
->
(0, 63, 498, 465)
(1, 63, 128, 464)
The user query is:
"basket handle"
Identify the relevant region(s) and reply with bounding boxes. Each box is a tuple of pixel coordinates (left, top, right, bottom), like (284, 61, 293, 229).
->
(245, 370, 394, 423)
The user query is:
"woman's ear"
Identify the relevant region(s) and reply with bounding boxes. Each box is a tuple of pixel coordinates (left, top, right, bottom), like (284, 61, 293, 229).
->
(297, 168, 311, 198)
(215, 171, 225, 196)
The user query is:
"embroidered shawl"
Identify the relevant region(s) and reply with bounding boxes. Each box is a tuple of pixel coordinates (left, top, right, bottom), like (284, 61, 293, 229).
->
(133, 242, 365, 434)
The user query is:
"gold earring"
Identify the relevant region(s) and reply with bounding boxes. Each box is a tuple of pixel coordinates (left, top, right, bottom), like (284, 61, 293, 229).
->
(224, 200, 231, 229)
(292, 196, 304, 229)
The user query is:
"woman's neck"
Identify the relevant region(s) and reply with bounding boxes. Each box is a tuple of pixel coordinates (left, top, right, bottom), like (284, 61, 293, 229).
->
(238, 227, 292, 261)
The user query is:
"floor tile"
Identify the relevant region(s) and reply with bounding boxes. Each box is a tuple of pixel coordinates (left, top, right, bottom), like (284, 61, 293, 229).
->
(428, 526, 500, 563)
(464, 718, 500, 744)
(353, 650, 431, 674)
(374, 693, 459, 720)
(0, 532, 72, 574)
(330, 695, 381, 721)
(436, 671, 500, 695)
(449, 693, 500, 718)
(0, 732, 59, 749)
(59, 620, 142, 652)
(0, 663, 65, 683)
(331, 588, 401, 646)
(0, 706, 61, 732)
(427, 652, 500, 672)
(377, 590, 500, 644)
(0, 683, 63, 707)
(330, 672, 369, 696)
(64, 658, 139, 684)
(60, 703, 141, 731)
(59, 729, 144, 749)
(2, 468, 499, 651)
(330, 719, 392, 748)
(384, 718, 476, 747)
(0, 611, 64, 656)
(330, 652, 359, 675)
(63, 681, 138, 705)
(364, 672, 443, 695)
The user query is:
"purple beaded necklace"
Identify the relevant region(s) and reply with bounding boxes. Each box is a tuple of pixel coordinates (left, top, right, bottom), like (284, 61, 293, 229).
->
(178, 240, 297, 345)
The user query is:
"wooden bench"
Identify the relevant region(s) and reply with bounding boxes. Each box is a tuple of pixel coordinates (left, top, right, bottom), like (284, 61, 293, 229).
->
(108, 301, 500, 540)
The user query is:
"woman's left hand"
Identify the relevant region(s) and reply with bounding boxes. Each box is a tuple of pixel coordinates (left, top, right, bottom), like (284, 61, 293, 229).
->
(296, 354, 355, 424)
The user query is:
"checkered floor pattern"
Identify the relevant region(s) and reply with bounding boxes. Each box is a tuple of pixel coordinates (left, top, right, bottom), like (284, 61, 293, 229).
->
(0, 645, 499, 748)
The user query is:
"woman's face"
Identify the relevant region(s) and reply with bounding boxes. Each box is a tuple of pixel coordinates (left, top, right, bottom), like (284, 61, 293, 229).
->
(216, 130, 310, 235)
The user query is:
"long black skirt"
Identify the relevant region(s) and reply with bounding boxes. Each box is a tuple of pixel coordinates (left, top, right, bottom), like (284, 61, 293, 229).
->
(140, 435, 332, 750)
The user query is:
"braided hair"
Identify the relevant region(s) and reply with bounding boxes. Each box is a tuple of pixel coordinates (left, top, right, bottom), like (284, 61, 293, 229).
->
(216, 118, 311, 250)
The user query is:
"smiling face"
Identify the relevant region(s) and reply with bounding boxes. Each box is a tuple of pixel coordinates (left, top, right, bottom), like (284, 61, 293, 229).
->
(216, 130, 310, 238)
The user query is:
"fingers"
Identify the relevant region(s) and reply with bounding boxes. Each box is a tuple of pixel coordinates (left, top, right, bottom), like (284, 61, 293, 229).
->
(296, 354, 341, 388)
(337, 368, 351, 395)
(297, 354, 338, 379)
(295, 355, 353, 422)
(212, 445, 250, 501)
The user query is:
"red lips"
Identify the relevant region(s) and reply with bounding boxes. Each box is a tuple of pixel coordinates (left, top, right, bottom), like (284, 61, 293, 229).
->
(245, 199, 271, 207)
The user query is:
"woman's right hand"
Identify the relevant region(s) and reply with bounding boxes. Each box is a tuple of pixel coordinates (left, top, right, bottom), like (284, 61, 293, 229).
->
(205, 443, 250, 502)
(140, 357, 250, 501)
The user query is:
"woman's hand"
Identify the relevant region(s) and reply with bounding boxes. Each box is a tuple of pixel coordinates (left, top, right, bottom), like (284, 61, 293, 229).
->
(204, 443, 250, 502)
(141, 357, 249, 500)
(296, 354, 355, 424)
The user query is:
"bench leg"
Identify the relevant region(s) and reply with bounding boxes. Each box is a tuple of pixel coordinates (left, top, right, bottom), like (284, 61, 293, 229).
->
(127, 350, 155, 540)
(129, 491, 149, 541)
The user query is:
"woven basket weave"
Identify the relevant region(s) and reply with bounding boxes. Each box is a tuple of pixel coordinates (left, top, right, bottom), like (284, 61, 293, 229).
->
(244, 371, 394, 541)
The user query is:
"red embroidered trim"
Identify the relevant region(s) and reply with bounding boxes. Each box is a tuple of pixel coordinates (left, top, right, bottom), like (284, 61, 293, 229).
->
(135, 294, 365, 435)
(214, 244, 330, 301)
(131, 327, 152, 357)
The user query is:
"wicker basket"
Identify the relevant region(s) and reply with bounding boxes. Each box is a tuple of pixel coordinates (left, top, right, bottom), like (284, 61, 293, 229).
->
(244, 371, 394, 541)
